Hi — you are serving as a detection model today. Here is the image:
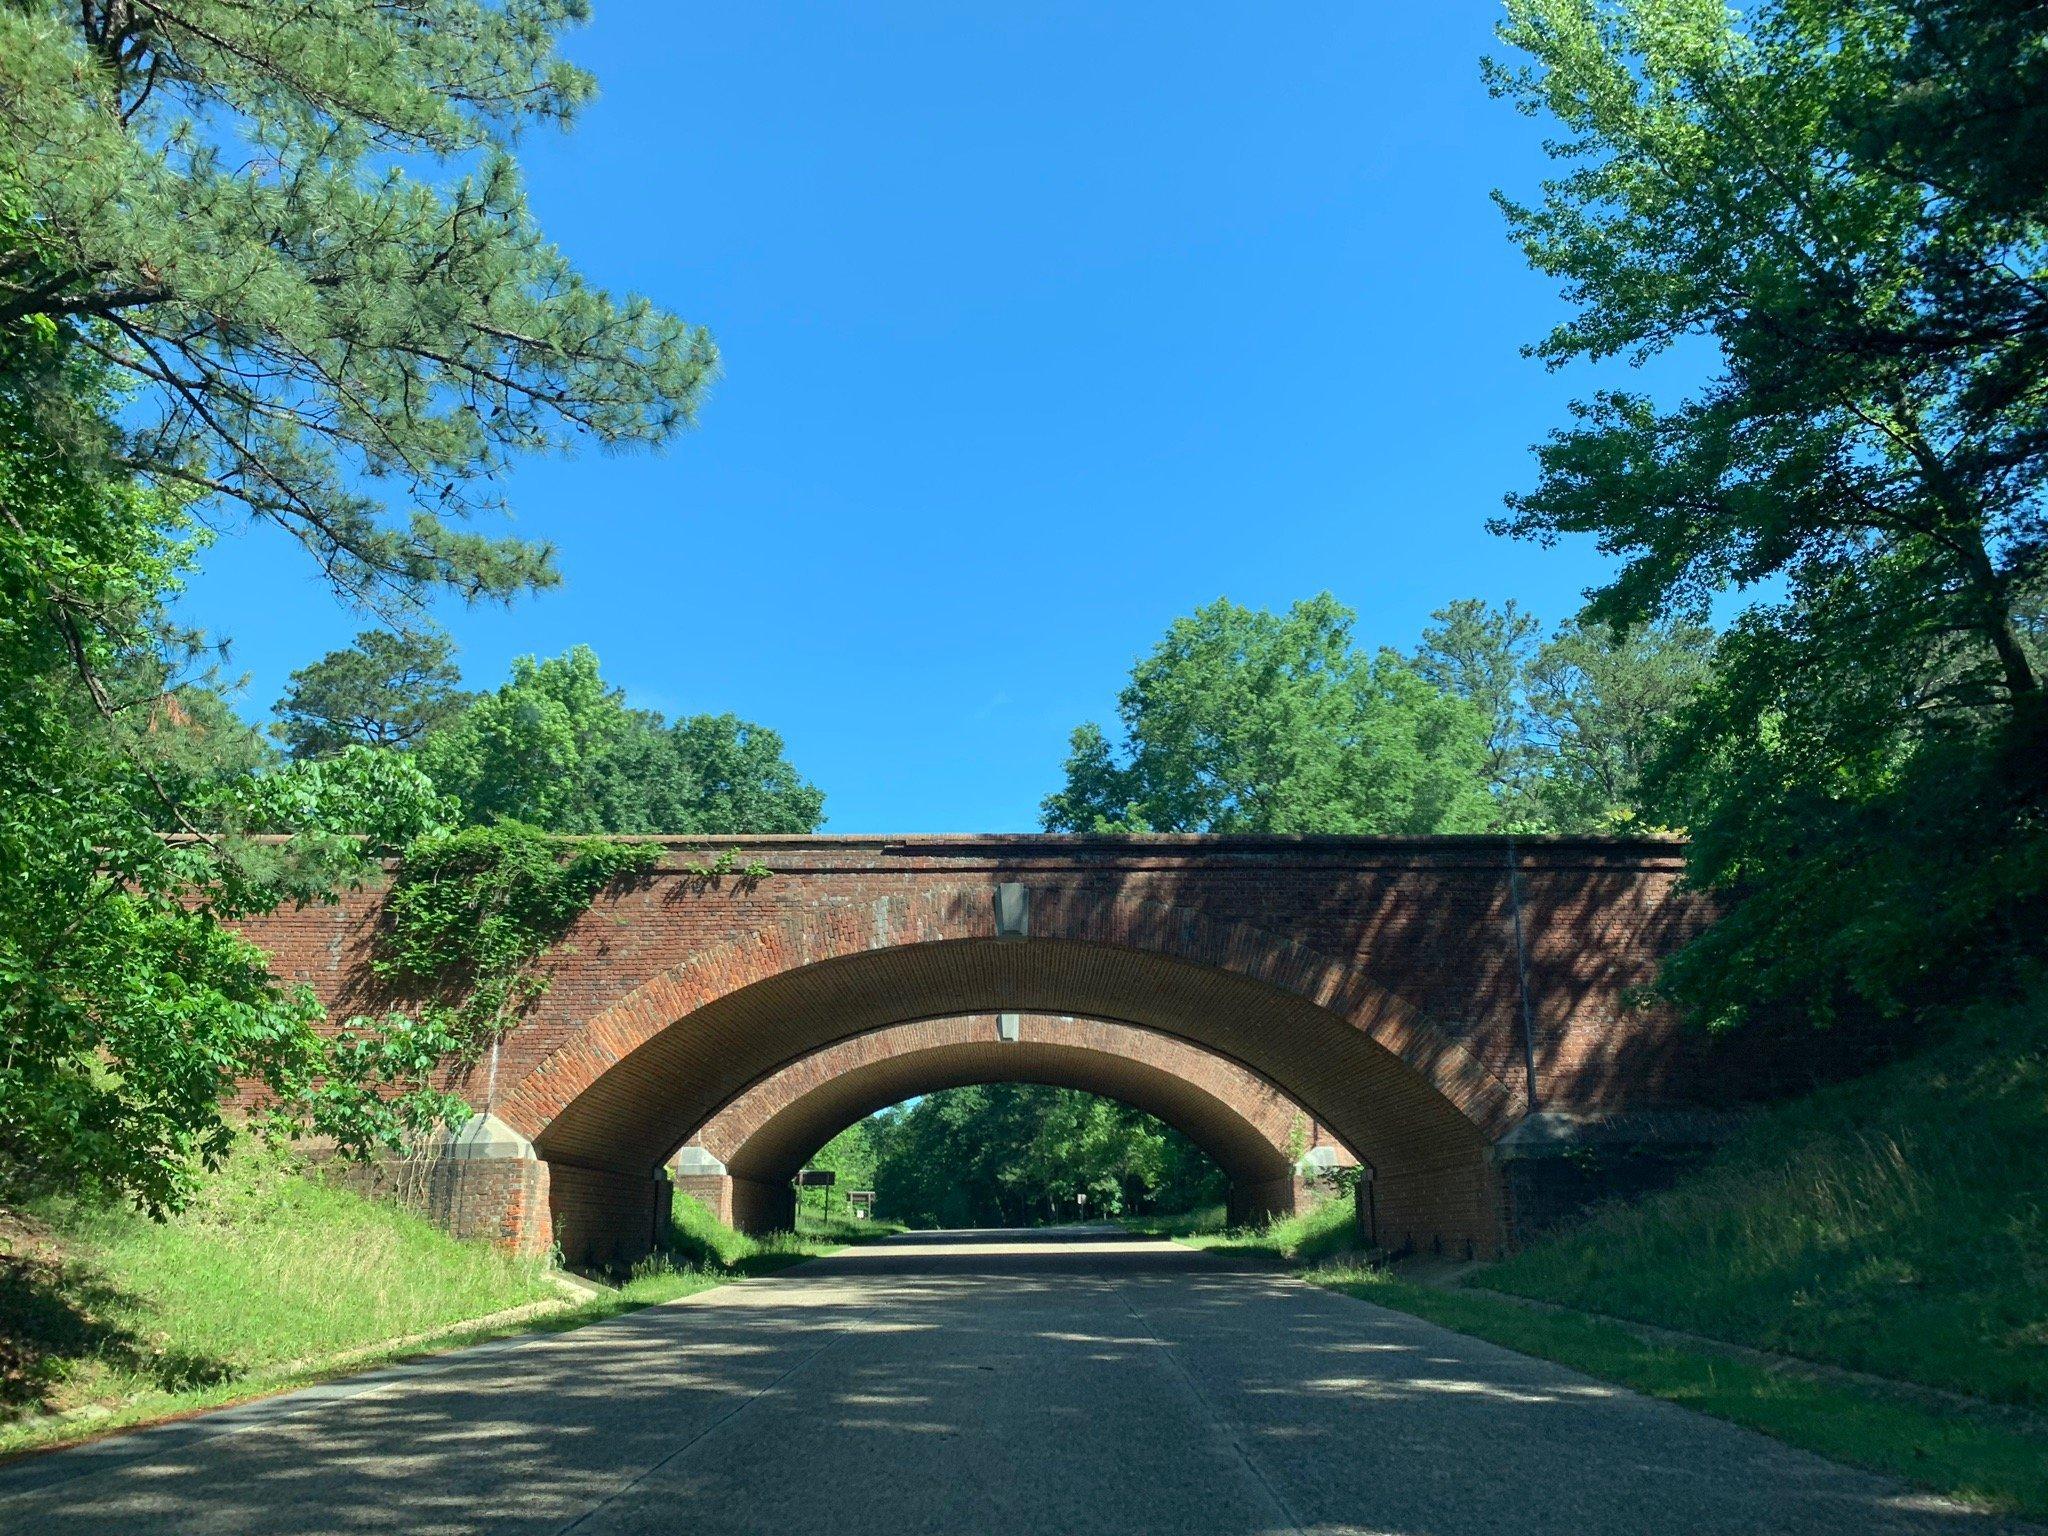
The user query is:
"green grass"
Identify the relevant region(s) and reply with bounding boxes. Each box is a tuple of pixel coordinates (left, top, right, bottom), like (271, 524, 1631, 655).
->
(1308, 1264, 2048, 1519)
(1475, 984, 2048, 1407)
(1, 1140, 559, 1455)
(0, 1154, 855, 1459)
(795, 1211, 906, 1244)
(663, 1193, 848, 1274)
(1117, 1204, 1228, 1239)
(1124, 1194, 1360, 1263)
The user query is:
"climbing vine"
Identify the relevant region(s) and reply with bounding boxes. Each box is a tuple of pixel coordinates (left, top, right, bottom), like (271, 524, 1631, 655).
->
(681, 846, 773, 883)
(375, 823, 658, 1078)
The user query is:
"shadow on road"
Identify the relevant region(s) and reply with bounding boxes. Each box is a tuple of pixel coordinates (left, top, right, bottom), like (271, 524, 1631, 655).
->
(1, 1227, 2028, 1536)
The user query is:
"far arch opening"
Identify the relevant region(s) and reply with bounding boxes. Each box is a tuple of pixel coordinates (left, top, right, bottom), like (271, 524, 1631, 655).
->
(670, 1014, 1362, 1234)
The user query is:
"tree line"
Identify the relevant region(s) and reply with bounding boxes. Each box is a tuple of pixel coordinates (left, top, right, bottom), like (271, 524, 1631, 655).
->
(3, 0, 2042, 1221)
(811, 1088, 1226, 1229)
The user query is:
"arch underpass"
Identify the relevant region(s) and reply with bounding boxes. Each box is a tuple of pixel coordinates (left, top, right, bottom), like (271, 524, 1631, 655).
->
(233, 835, 1731, 1266)
(671, 1014, 1361, 1233)
(507, 894, 1513, 1265)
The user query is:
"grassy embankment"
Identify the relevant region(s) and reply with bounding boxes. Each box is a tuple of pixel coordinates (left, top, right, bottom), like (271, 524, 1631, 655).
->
(1123, 1198, 1358, 1263)
(1135, 984, 2048, 1517)
(0, 1150, 841, 1458)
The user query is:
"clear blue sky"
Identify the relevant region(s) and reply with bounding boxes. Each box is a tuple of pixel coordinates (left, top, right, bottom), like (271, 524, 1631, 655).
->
(181, 2, 1629, 833)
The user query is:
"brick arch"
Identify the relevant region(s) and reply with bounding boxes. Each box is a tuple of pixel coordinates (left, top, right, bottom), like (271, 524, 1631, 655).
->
(499, 887, 1522, 1261)
(680, 1014, 1360, 1231)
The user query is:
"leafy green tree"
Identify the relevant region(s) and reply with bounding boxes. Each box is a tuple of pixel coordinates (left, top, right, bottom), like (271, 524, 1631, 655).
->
(417, 647, 643, 831)
(209, 745, 457, 852)
(0, 1, 715, 612)
(1525, 617, 1716, 833)
(273, 631, 469, 759)
(808, 1118, 882, 1223)
(58, 668, 276, 829)
(1490, 0, 2048, 1022)
(1043, 595, 1494, 835)
(418, 645, 825, 834)
(1415, 599, 1545, 813)
(0, 2, 720, 1215)
(1416, 600, 1717, 832)
(0, 344, 418, 1214)
(867, 1086, 1224, 1229)
(659, 714, 827, 836)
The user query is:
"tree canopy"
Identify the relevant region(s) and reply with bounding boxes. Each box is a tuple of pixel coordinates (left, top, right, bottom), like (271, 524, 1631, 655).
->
(273, 631, 469, 759)
(0, 0, 716, 613)
(0, 5, 721, 1212)
(1043, 595, 1495, 835)
(1414, 599, 1716, 832)
(1490, 0, 2048, 1023)
(0, 348, 416, 1212)
(415, 645, 826, 835)
(861, 1086, 1226, 1229)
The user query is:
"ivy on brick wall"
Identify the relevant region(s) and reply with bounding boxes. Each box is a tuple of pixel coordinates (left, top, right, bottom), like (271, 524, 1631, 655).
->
(374, 824, 659, 1104)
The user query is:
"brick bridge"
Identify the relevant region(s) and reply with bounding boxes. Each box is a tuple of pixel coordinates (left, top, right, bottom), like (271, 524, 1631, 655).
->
(240, 834, 1753, 1266)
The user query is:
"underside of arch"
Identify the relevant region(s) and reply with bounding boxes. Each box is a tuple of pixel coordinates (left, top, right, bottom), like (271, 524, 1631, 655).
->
(515, 930, 1508, 1265)
(676, 1014, 1359, 1231)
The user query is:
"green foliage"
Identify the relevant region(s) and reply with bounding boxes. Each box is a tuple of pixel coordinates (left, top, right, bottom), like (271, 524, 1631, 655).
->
(1043, 594, 1495, 835)
(1157, 1193, 1363, 1266)
(807, 1119, 881, 1220)
(681, 846, 774, 883)
(272, 631, 470, 759)
(375, 822, 657, 1083)
(1416, 599, 1716, 830)
(0, 340, 347, 1215)
(416, 646, 826, 834)
(1476, 978, 2048, 1408)
(1525, 616, 1716, 832)
(106, 678, 275, 825)
(868, 1086, 1226, 1228)
(666, 712, 827, 838)
(0, 1137, 554, 1448)
(0, 0, 720, 1218)
(661, 1194, 836, 1276)
(206, 745, 457, 857)
(1489, 0, 2048, 1023)
(0, 0, 715, 611)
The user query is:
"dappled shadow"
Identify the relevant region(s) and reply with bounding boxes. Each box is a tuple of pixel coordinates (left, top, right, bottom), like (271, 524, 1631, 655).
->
(0, 1247, 234, 1418)
(3, 1230, 2030, 1535)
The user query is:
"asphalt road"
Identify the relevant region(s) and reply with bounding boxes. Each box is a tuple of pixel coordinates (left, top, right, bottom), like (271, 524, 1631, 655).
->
(1, 1228, 2032, 1535)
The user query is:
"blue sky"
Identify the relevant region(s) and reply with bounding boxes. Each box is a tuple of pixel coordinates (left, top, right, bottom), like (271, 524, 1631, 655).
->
(181, 2, 1634, 833)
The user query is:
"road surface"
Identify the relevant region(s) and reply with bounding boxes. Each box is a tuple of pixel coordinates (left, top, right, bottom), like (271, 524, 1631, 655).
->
(0, 1228, 2029, 1534)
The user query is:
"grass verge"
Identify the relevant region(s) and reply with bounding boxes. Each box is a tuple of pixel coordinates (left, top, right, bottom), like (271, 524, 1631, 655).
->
(1307, 1263, 2048, 1520)
(795, 1211, 907, 1245)
(1123, 1192, 1357, 1263)
(1, 1140, 559, 1455)
(1472, 984, 2048, 1408)
(0, 1153, 839, 1459)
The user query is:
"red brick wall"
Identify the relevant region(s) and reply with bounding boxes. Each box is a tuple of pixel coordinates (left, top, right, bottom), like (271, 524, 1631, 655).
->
(321, 1153, 551, 1260)
(231, 835, 1738, 1260)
